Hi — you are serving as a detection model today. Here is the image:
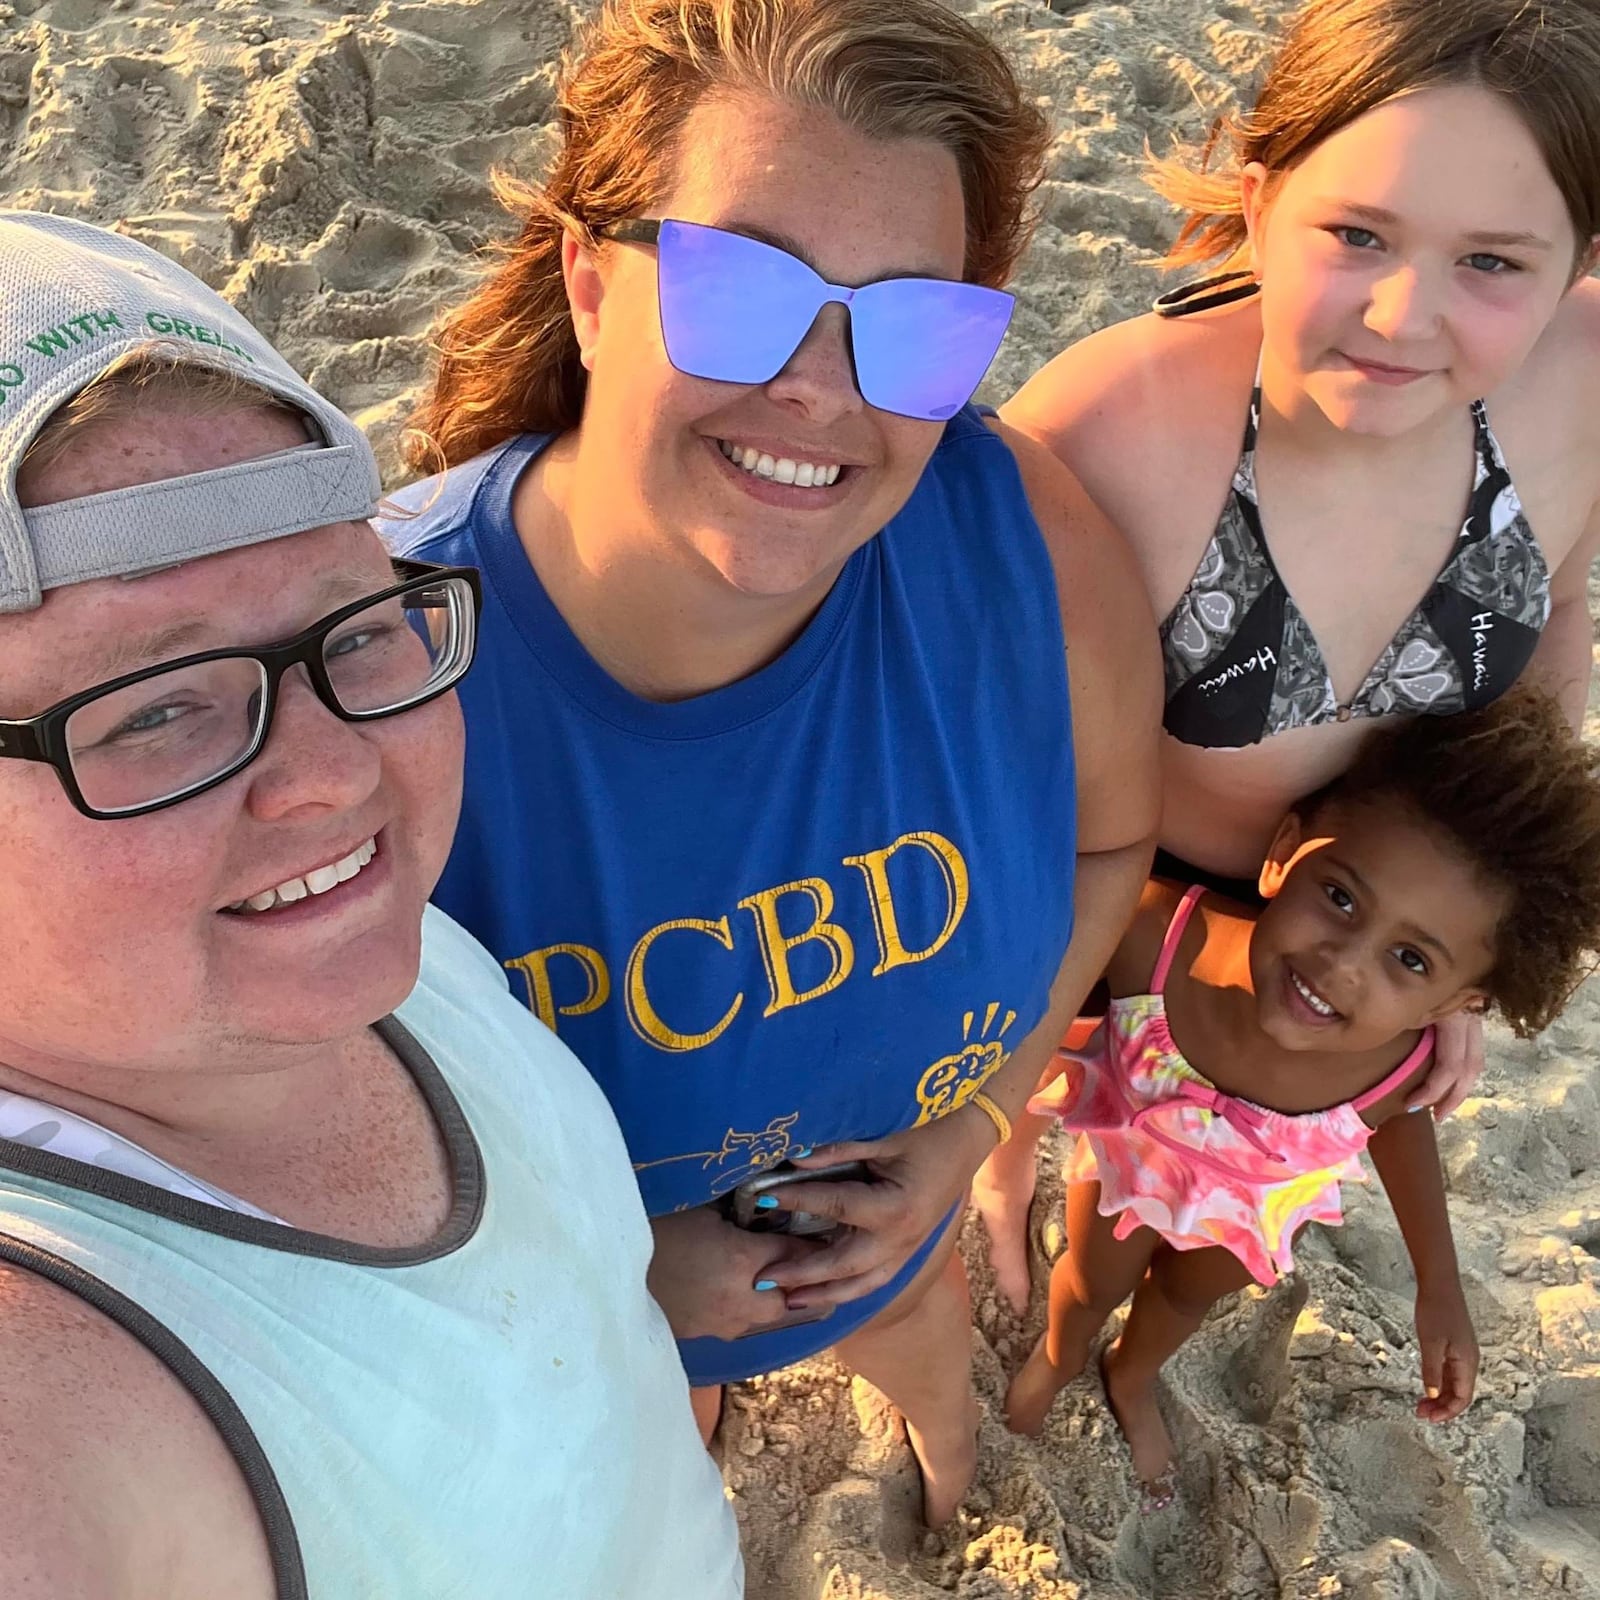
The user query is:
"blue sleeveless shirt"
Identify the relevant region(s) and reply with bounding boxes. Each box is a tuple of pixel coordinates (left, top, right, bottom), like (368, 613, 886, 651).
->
(382, 408, 1076, 1383)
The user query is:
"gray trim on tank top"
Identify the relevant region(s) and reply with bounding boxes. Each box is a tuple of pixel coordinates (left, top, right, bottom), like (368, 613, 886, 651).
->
(0, 1232, 308, 1599)
(0, 1016, 486, 1264)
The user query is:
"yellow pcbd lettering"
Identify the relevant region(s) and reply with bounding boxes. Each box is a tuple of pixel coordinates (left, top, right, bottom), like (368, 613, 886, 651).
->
(737, 877, 855, 1017)
(504, 944, 610, 1033)
(843, 831, 970, 977)
(625, 917, 744, 1052)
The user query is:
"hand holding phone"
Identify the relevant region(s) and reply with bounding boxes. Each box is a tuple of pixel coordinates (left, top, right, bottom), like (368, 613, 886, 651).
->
(721, 1159, 873, 1240)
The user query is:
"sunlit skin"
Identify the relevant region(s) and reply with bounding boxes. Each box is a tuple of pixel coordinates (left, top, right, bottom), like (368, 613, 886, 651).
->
(0, 407, 465, 1088)
(1004, 800, 1495, 1481)
(523, 88, 968, 699)
(985, 84, 1600, 1311)
(1244, 84, 1588, 445)
(1246, 799, 1503, 1062)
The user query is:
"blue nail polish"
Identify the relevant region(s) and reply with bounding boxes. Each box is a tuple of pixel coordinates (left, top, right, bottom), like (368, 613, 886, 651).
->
(792, 1145, 813, 1158)
(754, 1279, 779, 1293)
(755, 1195, 780, 1210)
(1408, 1103, 1428, 1114)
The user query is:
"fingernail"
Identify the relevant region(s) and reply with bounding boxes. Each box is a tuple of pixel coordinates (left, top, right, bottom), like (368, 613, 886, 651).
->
(1408, 1104, 1428, 1114)
(787, 1300, 811, 1312)
(754, 1279, 779, 1293)
(755, 1195, 781, 1210)
(792, 1146, 812, 1158)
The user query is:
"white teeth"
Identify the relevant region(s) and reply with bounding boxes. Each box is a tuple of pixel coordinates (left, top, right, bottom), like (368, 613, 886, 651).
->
(228, 838, 377, 914)
(1292, 972, 1336, 1017)
(718, 440, 842, 488)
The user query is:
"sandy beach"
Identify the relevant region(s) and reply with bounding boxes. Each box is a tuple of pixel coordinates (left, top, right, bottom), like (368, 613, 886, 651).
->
(3, 0, 1597, 1594)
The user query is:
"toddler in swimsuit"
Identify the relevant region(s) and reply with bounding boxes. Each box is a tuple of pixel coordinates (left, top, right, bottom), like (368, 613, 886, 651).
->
(1004, 684, 1600, 1509)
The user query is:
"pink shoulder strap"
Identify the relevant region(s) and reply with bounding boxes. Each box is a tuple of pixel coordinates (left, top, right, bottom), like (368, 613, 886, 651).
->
(1350, 1024, 1437, 1113)
(1149, 885, 1207, 995)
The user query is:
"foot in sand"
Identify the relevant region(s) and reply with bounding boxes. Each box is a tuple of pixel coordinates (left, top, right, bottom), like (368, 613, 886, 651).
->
(1003, 1324, 1094, 1436)
(1101, 1341, 1177, 1511)
(907, 1395, 980, 1527)
(972, 1146, 1036, 1315)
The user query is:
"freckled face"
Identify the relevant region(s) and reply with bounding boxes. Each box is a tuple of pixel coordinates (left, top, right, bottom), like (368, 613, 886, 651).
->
(0, 407, 465, 1077)
(1247, 85, 1582, 436)
(571, 89, 969, 599)
(1249, 799, 1504, 1053)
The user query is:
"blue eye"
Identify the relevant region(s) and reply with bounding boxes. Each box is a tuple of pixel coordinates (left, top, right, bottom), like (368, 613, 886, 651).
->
(1333, 226, 1381, 250)
(1463, 252, 1518, 274)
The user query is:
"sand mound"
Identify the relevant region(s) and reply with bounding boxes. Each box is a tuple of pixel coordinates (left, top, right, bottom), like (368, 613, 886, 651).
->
(4, 1, 1598, 1595)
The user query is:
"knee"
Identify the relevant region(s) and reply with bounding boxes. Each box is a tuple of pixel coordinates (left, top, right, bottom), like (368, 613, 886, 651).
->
(1052, 1258, 1127, 1320)
(1147, 1254, 1228, 1322)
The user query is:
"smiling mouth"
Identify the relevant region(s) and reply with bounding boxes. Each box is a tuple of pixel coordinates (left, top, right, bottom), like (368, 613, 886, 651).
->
(1289, 968, 1341, 1020)
(716, 438, 844, 488)
(224, 837, 378, 914)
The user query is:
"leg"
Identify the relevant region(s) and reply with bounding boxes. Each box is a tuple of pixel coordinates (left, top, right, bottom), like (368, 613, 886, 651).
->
(1102, 1243, 1255, 1502)
(689, 1384, 724, 1447)
(972, 1026, 1101, 1314)
(1004, 1180, 1158, 1436)
(832, 1218, 975, 1528)
(970, 1100, 1053, 1314)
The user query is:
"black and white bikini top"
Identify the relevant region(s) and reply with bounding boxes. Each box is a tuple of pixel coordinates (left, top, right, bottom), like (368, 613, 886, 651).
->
(1158, 339, 1550, 751)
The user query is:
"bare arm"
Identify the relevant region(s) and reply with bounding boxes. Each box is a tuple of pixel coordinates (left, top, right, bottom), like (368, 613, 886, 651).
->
(969, 421, 1162, 1125)
(0, 1265, 274, 1600)
(1364, 1096, 1479, 1422)
(768, 430, 1162, 1308)
(1528, 503, 1600, 731)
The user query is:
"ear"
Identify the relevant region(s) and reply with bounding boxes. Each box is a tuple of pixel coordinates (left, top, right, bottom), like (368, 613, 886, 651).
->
(1573, 234, 1600, 286)
(1257, 810, 1304, 900)
(1420, 988, 1490, 1026)
(562, 228, 606, 373)
(1240, 161, 1273, 276)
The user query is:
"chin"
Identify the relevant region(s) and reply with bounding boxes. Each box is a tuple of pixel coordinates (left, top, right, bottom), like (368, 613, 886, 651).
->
(241, 925, 425, 1045)
(699, 530, 856, 600)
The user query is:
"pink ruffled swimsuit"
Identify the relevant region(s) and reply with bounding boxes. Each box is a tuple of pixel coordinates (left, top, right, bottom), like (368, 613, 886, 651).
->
(1033, 886, 1433, 1286)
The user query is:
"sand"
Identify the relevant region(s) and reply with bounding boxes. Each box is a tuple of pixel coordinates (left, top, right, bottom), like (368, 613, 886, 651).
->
(3, 0, 1598, 1595)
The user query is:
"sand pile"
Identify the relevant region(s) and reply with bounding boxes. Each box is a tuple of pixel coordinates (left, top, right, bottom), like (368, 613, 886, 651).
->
(3, 0, 1598, 1595)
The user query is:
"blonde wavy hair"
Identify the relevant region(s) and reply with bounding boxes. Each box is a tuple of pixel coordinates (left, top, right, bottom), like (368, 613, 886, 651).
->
(405, 0, 1051, 471)
(1150, 0, 1600, 274)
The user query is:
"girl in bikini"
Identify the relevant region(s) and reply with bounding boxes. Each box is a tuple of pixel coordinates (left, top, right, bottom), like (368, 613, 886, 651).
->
(1003, 686, 1600, 1510)
(980, 0, 1600, 1314)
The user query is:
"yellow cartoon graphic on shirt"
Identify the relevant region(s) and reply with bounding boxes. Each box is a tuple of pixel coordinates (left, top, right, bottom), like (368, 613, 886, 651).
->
(914, 1002, 1016, 1126)
(634, 1112, 802, 1195)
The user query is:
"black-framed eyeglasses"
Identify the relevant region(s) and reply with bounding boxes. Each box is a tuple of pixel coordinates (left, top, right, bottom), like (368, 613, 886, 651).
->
(0, 559, 482, 820)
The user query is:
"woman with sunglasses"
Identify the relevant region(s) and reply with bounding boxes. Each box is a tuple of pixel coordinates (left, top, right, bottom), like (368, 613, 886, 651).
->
(0, 213, 742, 1599)
(383, 0, 1159, 1524)
(969, 0, 1600, 1313)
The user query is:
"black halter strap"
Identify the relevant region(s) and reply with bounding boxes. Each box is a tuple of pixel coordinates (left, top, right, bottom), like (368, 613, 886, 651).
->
(1153, 270, 1260, 319)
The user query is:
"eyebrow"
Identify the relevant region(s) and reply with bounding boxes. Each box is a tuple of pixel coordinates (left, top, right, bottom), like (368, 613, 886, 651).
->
(1320, 201, 1555, 253)
(1329, 855, 1457, 965)
(718, 218, 952, 285)
(88, 563, 388, 682)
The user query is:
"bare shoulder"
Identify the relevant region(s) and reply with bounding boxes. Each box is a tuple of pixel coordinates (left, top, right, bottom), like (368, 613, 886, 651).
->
(1002, 302, 1260, 463)
(0, 1261, 274, 1600)
(982, 414, 1152, 637)
(1520, 277, 1600, 402)
(1105, 878, 1187, 996)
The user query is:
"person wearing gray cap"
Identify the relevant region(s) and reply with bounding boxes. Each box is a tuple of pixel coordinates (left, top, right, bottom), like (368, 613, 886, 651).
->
(0, 212, 743, 1600)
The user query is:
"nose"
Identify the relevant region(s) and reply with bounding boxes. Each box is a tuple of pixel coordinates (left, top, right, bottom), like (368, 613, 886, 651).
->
(244, 664, 382, 823)
(1362, 260, 1441, 343)
(762, 303, 866, 426)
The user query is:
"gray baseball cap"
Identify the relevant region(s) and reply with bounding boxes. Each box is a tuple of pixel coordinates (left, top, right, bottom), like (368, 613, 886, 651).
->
(0, 210, 381, 613)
